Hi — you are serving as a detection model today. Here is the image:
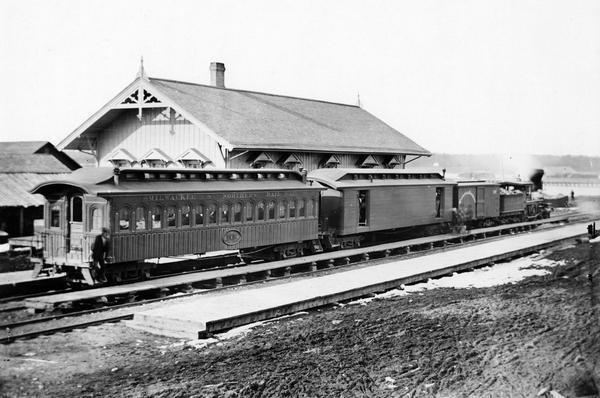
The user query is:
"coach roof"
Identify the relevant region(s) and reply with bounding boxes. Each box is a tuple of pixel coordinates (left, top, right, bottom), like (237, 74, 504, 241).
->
(31, 167, 323, 196)
(308, 168, 454, 189)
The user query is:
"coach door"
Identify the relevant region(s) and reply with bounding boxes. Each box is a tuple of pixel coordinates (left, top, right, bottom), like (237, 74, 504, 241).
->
(68, 195, 84, 253)
(476, 187, 485, 218)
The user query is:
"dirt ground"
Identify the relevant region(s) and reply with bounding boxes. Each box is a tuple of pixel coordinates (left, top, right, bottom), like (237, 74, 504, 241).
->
(1, 241, 599, 398)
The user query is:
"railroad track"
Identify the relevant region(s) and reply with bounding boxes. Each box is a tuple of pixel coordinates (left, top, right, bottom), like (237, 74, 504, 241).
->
(2, 214, 596, 344)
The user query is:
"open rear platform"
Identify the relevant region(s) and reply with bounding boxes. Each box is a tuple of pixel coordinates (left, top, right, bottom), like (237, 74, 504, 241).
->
(126, 221, 591, 339)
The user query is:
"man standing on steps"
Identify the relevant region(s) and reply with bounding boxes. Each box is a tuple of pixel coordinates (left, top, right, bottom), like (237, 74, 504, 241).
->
(91, 227, 111, 283)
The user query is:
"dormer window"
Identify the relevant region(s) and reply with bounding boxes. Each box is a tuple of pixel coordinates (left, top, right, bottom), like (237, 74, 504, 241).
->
(108, 148, 137, 168)
(140, 148, 173, 168)
(321, 154, 341, 168)
(250, 152, 274, 168)
(177, 148, 212, 169)
(279, 153, 303, 170)
(385, 156, 401, 169)
(357, 155, 379, 168)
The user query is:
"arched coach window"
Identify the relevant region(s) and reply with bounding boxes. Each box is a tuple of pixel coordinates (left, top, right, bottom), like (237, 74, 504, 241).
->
(194, 205, 204, 226)
(90, 207, 102, 231)
(267, 201, 275, 220)
(257, 201, 265, 221)
(233, 202, 242, 223)
(311, 198, 317, 217)
(72, 196, 83, 222)
(181, 205, 191, 227)
(245, 202, 254, 222)
(207, 204, 217, 224)
(220, 204, 230, 224)
(151, 206, 162, 229)
(166, 206, 177, 228)
(306, 200, 313, 219)
(289, 200, 296, 218)
(119, 207, 130, 231)
(278, 201, 286, 219)
(135, 207, 146, 230)
(298, 199, 305, 217)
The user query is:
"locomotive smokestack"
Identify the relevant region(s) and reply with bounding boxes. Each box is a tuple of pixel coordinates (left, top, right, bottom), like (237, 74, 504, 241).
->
(529, 168, 544, 191)
(210, 62, 225, 88)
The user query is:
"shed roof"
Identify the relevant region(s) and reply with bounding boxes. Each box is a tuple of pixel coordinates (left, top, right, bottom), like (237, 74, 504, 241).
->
(0, 173, 70, 207)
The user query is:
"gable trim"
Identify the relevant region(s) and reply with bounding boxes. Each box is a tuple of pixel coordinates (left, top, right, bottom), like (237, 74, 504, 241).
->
(57, 77, 233, 152)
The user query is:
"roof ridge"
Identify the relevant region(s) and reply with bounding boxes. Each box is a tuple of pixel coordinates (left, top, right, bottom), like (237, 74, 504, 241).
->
(149, 77, 360, 108)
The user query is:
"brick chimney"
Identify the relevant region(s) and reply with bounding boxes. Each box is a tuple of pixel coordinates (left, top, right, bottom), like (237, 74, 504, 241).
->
(210, 62, 226, 88)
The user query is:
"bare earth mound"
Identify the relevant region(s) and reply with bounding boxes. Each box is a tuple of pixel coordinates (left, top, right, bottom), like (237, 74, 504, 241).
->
(1, 242, 599, 398)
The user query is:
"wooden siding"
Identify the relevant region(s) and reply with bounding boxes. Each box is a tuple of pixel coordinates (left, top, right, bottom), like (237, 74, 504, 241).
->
(500, 193, 526, 214)
(97, 108, 225, 167)
(338, 185, 453, 236)
(228, 151, 406, 172)
(111, 219, 318, 262)
(456, 186, 500, 220)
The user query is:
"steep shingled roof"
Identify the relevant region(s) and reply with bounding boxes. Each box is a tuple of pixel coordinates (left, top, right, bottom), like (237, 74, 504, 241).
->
(149, 78, 430, 155)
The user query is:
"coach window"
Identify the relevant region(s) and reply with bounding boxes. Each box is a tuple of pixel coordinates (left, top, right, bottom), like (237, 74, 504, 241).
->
(119, 207, 131, 231)
(233, 202, 242, 223)
(289, 200, 296, 218)
(71, 196, 83, 222)
(166, 206, 177, 228)
(220, 204, 230, 224)
(306, 200, 313, 219)
(181, 205, 191, 227)
(257, 201, 265, 221)
(298, 199, 305, 217)
(151, 206, 162, 229)
(311, 198, 317, 217)
(267, 201, 275, 220)
(194, 205, 204, 226)
(208, 204, 217, 224)
(245, 202, 254, 222)
(358, 191, 368, 226)
(279, 201, 286, 219)
(50, 203, 61, 228)
(435, 187, 443, 218)
(135, 207, 146, 230)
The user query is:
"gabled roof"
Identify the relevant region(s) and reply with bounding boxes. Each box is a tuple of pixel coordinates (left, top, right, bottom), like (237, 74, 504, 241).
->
(0, 154, 74, 173)
(150, 78, 430, 155)
(57, 73, 431, 156)
(0, 141, 51, 154)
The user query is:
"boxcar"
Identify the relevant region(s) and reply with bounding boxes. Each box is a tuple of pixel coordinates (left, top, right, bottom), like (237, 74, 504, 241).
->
(32, 167, 323, 283)
(454, 181, 500, 226)
(308, 168, 455, 248)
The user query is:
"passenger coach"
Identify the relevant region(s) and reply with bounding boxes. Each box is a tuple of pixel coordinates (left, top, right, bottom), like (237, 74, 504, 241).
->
(31, 167, 323, 283)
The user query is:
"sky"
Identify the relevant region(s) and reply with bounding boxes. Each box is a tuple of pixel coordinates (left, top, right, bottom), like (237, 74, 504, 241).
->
(1, 0, 599, 156)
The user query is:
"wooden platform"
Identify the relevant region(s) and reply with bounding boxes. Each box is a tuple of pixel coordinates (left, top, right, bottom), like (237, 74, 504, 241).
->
(127, 221, 591, 339)
(22, 215, 572, 311)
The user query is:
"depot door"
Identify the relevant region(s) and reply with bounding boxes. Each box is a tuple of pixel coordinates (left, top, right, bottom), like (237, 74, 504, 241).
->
(68, 195, 84, 253)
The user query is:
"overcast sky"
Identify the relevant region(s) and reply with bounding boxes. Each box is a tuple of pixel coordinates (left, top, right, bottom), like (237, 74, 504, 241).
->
(1, 0, 599, 156)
